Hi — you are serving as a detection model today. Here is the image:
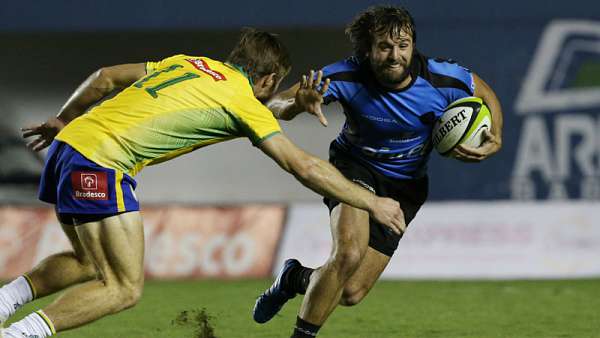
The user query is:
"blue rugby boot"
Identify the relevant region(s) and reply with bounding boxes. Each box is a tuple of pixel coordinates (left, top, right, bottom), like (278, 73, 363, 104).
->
(253, 258, 300, 323)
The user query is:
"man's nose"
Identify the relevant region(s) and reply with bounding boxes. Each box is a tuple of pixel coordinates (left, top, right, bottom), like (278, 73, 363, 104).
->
(388, 47, 401, 61)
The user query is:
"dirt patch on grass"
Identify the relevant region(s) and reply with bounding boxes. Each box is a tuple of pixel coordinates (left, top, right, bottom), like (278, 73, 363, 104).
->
(172, 308, 217, 338)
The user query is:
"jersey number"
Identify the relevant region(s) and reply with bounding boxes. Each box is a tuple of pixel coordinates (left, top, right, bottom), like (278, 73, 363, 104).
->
(134, 64, 199, 98)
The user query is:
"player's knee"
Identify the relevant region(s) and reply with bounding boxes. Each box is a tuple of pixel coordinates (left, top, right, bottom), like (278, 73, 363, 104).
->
(340, 285, 368, 306)
(117, 281, 144, 310)
(102, 274, 144, 311)
(331, 249, 363, 277)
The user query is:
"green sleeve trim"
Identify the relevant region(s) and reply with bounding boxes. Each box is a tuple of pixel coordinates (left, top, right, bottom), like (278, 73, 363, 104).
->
(254, 131, 281, 146)
(224, 107, 280, 145)
(145, 62, 153, 75)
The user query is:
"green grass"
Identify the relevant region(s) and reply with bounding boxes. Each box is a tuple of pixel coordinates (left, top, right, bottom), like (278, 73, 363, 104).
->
(6, 279, 600, 338)
(572, 61, 600, 88)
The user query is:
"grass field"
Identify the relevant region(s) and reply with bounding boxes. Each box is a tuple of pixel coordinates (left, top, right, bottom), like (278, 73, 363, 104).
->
(6, 279, 600, 338)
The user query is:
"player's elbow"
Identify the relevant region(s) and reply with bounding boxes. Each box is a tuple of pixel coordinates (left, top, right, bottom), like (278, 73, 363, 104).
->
(94, 67, 117, 91)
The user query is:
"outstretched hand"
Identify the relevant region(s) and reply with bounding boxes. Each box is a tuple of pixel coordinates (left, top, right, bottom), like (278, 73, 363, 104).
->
(369, 197, 406, 235)
(21, 117, 66, 152)
(296, 70, 331, 127)
(452, 129, 501, 163)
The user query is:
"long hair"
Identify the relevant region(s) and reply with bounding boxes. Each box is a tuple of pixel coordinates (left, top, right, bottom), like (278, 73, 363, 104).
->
(345, 5, 417, 61)
(226, 28, 292, 83)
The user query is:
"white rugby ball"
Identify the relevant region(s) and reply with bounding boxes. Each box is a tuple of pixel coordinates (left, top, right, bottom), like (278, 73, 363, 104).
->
(431, 97, 492, 156)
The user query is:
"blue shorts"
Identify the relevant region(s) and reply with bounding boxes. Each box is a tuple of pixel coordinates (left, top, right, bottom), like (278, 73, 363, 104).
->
(39, 141, 140, 215)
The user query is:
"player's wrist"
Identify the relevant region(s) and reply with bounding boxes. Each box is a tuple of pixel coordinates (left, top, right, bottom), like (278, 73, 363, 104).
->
(54, 115, 69, 126)
(364, 194, 378, 214)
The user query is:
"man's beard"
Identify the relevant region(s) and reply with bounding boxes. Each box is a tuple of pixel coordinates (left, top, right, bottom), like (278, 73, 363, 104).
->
(372, 61, 412, 87)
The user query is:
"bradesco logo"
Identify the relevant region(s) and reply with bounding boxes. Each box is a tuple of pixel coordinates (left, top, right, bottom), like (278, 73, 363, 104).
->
(511, 20, 600, 200)
(185, 58, 226, 81)
(71, 171, 109, 200)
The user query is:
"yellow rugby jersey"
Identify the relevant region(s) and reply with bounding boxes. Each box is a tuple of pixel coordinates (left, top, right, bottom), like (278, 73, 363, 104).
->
(56, 54, 281, 176)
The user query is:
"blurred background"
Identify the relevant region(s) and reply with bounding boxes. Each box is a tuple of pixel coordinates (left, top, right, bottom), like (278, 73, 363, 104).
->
(1, 0, 599, 282)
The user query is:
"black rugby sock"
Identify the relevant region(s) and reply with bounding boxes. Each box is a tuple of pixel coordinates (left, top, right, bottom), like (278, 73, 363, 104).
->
(291, 316, 321, 338)
(284, 264, 314, 295)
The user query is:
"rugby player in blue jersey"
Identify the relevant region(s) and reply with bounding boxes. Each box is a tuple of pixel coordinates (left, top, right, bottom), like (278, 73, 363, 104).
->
(253, 5, 504, 337)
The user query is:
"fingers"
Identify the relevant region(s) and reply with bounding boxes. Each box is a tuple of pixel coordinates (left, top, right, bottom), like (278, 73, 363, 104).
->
(21, 125, 42, 138)
(387, 218, 406, 235)
(320, 78, 331, 95)
(22, 129, 41, 138)
(456, 144, 486, 157)
(32, 139, 52, 152)
(307, 70, 315, 87)
(452, 146, 485, 162)
(399, 217, 407, 232)
(388, 225, 401, 235)
(315, 70, 323, 88)
(453, 147, 484, 162)
(26, 137, 46, 151)
(453, 134, 500, 162)
(384, 218, 402, 235)
(390, 204, 406, 235)
(300, 75, 308, 89)
(312, 105, 329, 127)
(395, 210, 406, 234)
(301, 70, 329, 91)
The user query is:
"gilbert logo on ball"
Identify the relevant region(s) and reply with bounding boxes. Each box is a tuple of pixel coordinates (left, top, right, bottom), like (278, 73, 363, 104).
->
(432, 97, 492, 156)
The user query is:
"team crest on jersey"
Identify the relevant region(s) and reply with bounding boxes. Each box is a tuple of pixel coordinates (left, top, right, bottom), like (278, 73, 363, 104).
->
(71, 171, 108, 200)
(185, 59, 226, 81)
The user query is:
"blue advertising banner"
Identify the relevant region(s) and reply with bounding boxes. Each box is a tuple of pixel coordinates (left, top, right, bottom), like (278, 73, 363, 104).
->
(423, 19, 600, 201)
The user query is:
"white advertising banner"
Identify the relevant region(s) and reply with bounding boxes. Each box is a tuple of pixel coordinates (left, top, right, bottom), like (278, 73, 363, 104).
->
(276, 202, 600, 279)
(0, 205, 285, 280)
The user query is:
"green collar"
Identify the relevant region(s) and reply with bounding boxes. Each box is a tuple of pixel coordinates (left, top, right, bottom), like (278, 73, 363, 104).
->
(227, 63, 254, 86)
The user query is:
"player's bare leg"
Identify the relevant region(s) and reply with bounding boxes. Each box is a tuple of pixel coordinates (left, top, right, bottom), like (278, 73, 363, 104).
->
(338, 247, 390, 306)
(0, 215, 96, 326)
(47, 212, 145, 330)
(28, 219, 98, 298)
(293, 204, 371, 336)
(2, 212, 144, 337)
(289, 248, 390, 337)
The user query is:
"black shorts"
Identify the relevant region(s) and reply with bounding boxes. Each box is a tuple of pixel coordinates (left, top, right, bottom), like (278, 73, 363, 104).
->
(323, 143, 429, 257)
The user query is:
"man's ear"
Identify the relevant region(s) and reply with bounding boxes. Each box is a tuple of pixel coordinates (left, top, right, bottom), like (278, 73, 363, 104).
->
(261, 73, 277, 89)
(254, 73, 274, 88)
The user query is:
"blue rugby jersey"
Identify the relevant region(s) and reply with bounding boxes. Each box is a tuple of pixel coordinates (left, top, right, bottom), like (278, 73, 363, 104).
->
(321, 53, 475, 179)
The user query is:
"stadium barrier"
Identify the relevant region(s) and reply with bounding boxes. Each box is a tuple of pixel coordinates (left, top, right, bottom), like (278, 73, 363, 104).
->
(1, 202, 599, 280)
(0, 205, 286, 280)
(278, 202, 600, 279)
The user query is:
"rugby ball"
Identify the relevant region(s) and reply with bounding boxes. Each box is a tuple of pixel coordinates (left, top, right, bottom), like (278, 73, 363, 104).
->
(431, 97, 492, 156)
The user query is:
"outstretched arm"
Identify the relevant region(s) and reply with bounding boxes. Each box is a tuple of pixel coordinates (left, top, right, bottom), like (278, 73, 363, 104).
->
(22, 63, 146, 151)
(267, 70, 331, 127)
(453, 72, 503, 162)
(259, 133, 406, 234)
(57, 63, 147, 124)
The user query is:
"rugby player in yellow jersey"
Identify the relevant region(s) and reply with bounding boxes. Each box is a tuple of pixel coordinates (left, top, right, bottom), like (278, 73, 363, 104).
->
(0, 29, 405, 337)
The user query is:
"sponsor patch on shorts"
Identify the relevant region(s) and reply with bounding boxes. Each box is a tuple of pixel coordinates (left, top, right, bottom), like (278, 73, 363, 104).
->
(71, 171, 108, 200)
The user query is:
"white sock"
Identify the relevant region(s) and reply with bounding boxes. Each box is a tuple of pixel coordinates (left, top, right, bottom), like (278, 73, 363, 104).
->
(5, 310, 55, 337)
(0, 276, 35, 322)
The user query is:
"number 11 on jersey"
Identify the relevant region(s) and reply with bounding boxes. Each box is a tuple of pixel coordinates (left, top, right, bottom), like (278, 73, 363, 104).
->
(134, 64, 200, 98)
